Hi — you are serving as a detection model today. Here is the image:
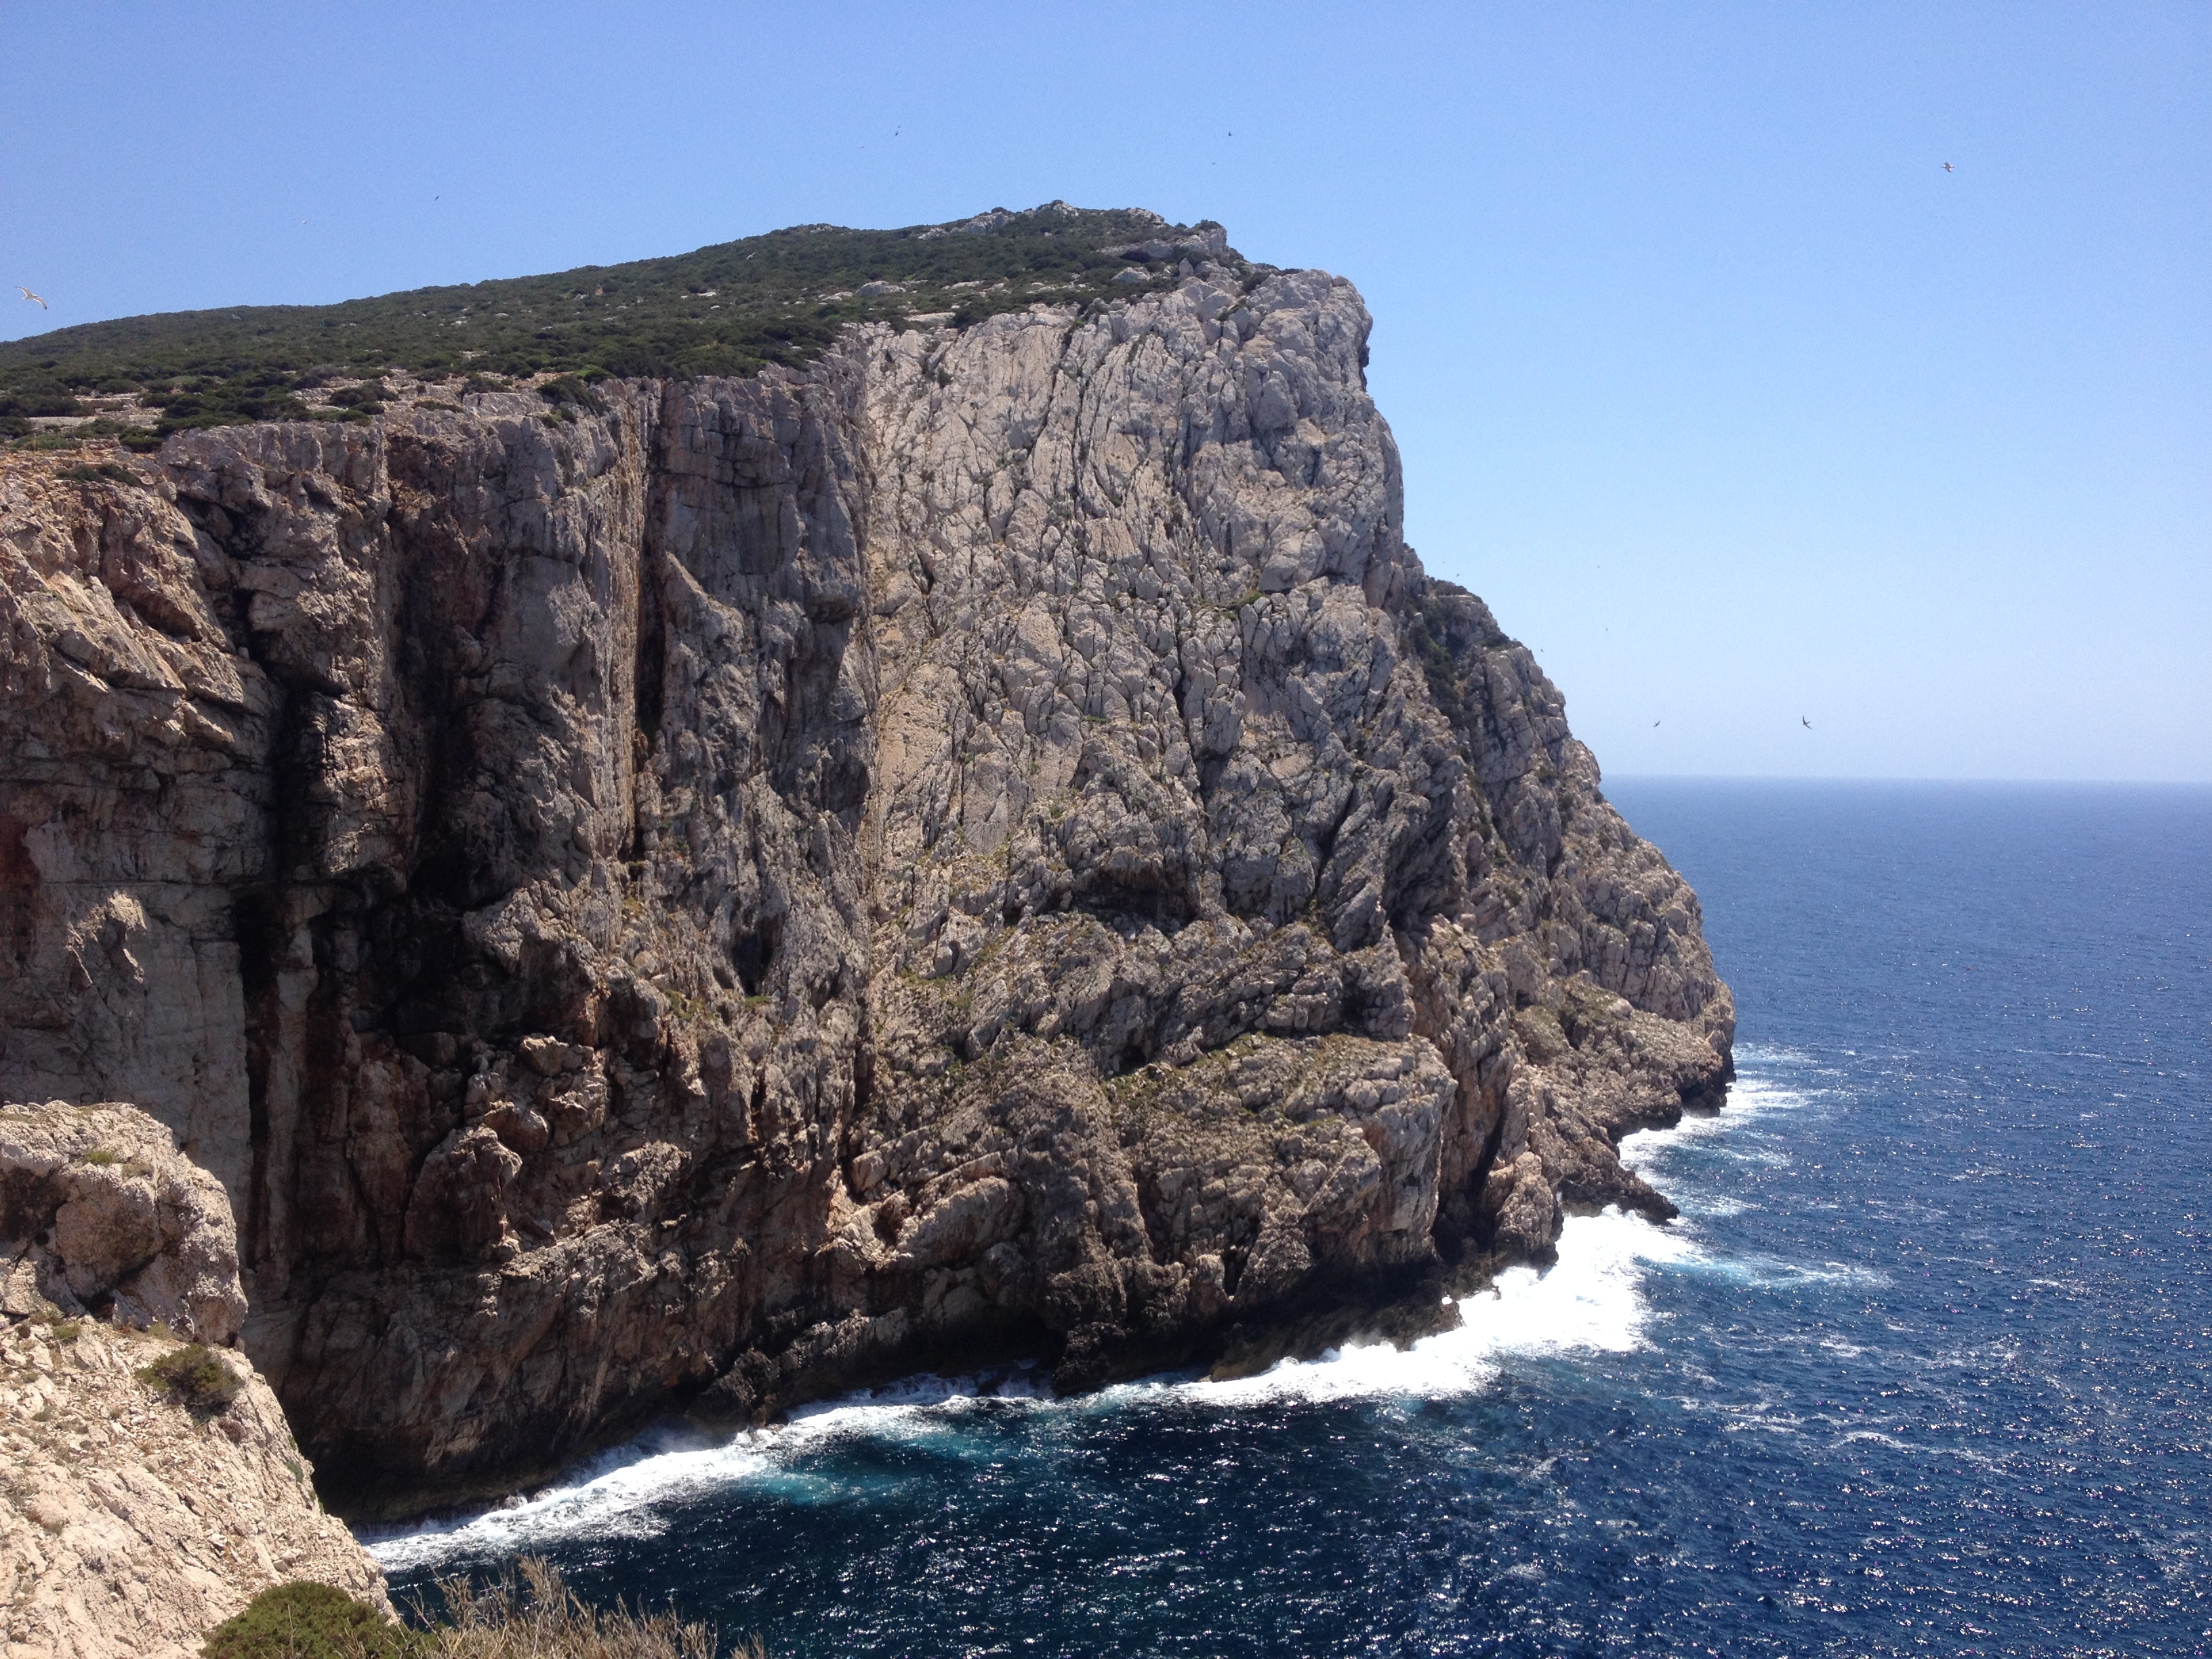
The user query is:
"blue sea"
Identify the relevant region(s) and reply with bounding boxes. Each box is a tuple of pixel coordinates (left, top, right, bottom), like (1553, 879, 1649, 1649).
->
(373, 781, 2212, 1658)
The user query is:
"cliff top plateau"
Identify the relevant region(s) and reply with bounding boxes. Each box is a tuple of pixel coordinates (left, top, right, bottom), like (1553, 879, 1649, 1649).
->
(0, 203, 1237, 447)
(1, 205, 1732, 1523)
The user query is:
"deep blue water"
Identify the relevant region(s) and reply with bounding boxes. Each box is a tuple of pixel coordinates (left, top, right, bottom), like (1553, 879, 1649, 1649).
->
(375, 780, 2212, 1658)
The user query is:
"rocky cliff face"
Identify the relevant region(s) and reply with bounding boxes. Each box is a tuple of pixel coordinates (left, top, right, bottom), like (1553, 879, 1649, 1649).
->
(0, 260, 1731, 1515)
(1, 1103, 386, 1658)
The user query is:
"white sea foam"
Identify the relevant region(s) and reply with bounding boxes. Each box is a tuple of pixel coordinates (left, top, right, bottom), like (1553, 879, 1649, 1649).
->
(1112, 1070, 1822, 1414)
(365, 1371, 1052, 1574)
(1109, 1202, 1708, 1416)
(371, 1072, 1813, 1573)
(365, 1430, 771, 1572)
(1620, 1072, 1809, 1170)
(369, 1209, 1698, 1572)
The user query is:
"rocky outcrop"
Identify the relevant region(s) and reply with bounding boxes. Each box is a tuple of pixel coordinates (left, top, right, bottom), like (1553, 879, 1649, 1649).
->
(1, 1103, 246, 1344)
(0, 252, 1731, 1515)
(1, 1101, 386, 1659)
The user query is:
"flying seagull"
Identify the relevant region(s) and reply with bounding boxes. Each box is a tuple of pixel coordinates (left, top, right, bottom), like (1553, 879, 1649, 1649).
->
(1801, 716, 1813, 729)
(1943, 162, 1955, 172)
(1653, 720, 1661, 727)
(15, 286, 46, 308)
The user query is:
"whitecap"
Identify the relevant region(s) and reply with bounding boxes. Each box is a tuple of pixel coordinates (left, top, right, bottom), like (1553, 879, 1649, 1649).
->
(1677, 1193, 1755, 1218)
(366, 1370, 1050, 1574)
(1681, 1252, 1889, 1290)
(1109, 1203, 1708, 1414)
(365, 1430, 774, 1573)
(374, 1067, 1805, 1573)
(371, 1206, 1704, 1572)
(1616, 1074, 1815, 1182)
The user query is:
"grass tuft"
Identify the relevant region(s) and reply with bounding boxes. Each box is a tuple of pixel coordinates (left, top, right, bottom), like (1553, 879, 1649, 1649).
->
(203, 1563, 760, 1659)
(418, 1558, 753, 1659)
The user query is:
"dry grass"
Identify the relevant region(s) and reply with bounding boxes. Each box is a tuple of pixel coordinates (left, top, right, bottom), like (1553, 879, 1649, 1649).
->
(415, 1559, 756, 1659)
(204, 1561, 758, 1659)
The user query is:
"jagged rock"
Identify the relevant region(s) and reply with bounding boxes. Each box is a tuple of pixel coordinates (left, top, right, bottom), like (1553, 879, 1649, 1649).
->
(0, 1101, 386, 1659)
(0, 257, 1731, 1515)
(1, 1102, 247, 1343)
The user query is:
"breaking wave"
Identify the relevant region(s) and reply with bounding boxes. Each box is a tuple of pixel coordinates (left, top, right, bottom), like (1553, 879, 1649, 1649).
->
(369, 1083, 1814, 1577)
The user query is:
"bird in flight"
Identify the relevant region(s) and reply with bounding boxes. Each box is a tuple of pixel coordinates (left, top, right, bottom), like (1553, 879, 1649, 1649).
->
(1943, 162, 1955, 172)
(1801, 716, 1813, 729)
(15, 286, 46, 308)
(1653, 720, 1662, 727)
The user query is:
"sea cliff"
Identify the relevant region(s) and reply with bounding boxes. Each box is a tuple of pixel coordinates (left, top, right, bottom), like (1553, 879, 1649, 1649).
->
(0, 213, 1732, 1519)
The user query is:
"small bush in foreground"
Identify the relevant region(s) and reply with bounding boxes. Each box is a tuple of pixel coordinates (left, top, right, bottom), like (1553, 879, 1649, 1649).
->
(136, 1342, 243, 1416)
(202, 1582, 425, 1659)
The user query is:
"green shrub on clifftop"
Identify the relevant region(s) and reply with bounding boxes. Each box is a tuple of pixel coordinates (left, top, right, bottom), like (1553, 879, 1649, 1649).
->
(202, 1582, 425, 1659)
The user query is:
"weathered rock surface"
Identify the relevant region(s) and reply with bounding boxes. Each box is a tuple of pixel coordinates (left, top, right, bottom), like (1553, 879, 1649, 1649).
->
(0, 253, 1731, 1515)
(0, 1101, 386, 1659)
(1, 1103, 245, 1343)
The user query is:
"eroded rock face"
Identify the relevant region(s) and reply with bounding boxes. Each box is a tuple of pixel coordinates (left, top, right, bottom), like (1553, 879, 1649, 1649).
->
(0, 1101, 386, 1658)
(0, 264, 1731, 1514)
(1, 1102, 247, 1343)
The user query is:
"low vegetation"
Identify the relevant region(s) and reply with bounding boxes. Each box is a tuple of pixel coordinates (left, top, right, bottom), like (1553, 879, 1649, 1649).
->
(201, 1561, 756, 1659)
(1, 203, 1253, 449)
(201, 1582, 425, 1659)
(136, 1340, 245, 1416)
(29, 1308, 82, 1342)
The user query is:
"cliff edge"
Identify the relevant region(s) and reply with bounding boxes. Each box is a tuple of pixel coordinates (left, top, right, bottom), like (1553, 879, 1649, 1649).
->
(0, 1102, 386, 1658)
(0, 218, 1732, 1515)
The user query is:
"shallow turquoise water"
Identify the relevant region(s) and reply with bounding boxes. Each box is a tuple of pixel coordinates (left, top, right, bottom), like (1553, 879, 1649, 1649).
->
(375, 781, 2212, 1658)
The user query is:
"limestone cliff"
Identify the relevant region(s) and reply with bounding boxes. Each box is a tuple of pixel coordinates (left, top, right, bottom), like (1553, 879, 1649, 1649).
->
(1, 1102, 386, 1658)
(0, 248, 1731, 1515)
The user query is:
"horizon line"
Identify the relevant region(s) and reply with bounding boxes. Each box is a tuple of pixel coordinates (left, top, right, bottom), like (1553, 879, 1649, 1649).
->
(1601, 773, 2212, 787)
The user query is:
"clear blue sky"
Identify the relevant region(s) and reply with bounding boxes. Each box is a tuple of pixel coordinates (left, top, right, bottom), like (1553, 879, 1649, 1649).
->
(3, 2, 2204, 781)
